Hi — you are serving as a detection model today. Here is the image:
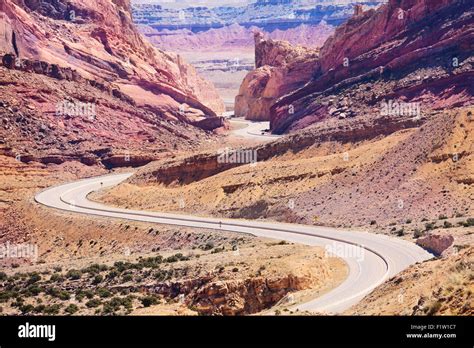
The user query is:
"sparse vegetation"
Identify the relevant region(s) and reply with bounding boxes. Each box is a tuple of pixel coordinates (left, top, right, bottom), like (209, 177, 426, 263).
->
(424, 222, 435, 231)
(65, 304, 79, 315)
(458, 218, 474, 227)
(141, 295, 159, 307)
(86, 299, 102, 308)
(66, 269, 82, 280)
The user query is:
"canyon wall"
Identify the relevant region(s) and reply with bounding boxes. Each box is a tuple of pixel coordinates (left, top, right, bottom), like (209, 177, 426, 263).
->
(269, 0, 474, 133)
(140, 23, 335, 52)
(0, 0, 224, 117)
(0, 0, 227, 168)
(235, 1, 473, 132)
(234, 32, 320, 121)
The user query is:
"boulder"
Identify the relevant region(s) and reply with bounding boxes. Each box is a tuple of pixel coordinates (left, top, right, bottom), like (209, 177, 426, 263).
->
(416, 234, 454, 256)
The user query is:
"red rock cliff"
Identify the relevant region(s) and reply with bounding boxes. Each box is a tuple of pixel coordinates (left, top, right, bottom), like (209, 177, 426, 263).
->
(270, 0, 474, 133)
(234, 31, 320, 121)
(0, 0, 224, 117)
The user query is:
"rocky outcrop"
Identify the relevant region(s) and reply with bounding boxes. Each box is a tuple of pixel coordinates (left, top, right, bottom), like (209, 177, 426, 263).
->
(416, 234, 455, 256)
(234, 32, 319, 121)
(132, 0, 384, 30)
(140, 23, 334, 52)
(123, 273, 310, 315)
(192, 116, 229, 132)
(0, 0, 228, 167)
(0, 0, 224, 119)
(269, 0, 474, 133)
(190, 274, 309, 315)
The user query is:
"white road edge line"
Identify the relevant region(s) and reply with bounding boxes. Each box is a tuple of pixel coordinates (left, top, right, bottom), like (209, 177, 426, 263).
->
(34, 172, 433, 314)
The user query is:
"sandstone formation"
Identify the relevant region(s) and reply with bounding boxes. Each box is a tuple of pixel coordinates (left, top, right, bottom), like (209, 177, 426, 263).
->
(132, 0, 384, 30)
(269, 0, 474, 133)
(140, 23, 334, 52)
(416, 234, 455, 256)
(0, 0, 224, 116)
(0, 0, 226, 167)
(234, 31, 319, 121)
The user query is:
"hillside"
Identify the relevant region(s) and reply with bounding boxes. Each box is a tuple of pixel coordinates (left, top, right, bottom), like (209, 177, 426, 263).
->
(0, 0, 226, 168)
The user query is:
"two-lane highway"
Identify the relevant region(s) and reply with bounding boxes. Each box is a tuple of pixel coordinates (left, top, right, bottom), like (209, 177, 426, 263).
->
(35, 173, 433, 313)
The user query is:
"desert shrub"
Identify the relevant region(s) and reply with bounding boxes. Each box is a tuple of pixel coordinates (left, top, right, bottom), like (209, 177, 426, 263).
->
(27, 273, 41, 285)
(113, 261, 128, 272)
(57, 290, 70, 301)
(121, 296, 134, 310)
(425, 222, 435, 231)
(122, 274, 133, 282)
(43, 304, 62, 314)
(370, 220, 376, 225)
(97, 288, 112, 298)
(66, 269, 82, 280)
(211, 247, 225, 254)
(0, 272, 7, 281)
(443, 221, 453, 228)
(33, 304, 46, 313)
(46, 287, 69, 300)
(164, 253, 189, 263)
(154, 270, 168, 281)
(102, 302, 116, 315)
(396, 229, 405, 237)
(413, 229, 424, 238)
(24, 285, 42, 297)
(202, 242, 214, 250)
(83, 263, 108, 274)
(103, 296, 133, 314)
(65, 304, 79, 315)
(0, 291, 17, 302)
(141, 296, 159, 307)
(107, 270, 119, 279)
(137, 256, 163, 269)
(50, 273, 63, 282)
(92, 275, 103, 285)
(84, 290, 95, 299)
(460, 218, 474, 227)
(85, 299, 101, 308)
(19, 304, 34, 314)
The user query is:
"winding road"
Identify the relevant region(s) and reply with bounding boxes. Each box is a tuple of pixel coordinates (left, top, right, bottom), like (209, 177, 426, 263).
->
(228, 118, 282, 140)
(35, 173, 432, 314)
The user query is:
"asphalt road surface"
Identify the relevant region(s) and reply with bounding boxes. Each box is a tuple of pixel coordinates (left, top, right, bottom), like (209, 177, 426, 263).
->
(229, 118, 282, 140)
(35, 173, 433, 313)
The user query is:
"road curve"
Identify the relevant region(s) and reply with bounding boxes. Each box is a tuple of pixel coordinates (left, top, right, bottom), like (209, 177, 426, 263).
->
(35, 173, 433, 314)
(229, 118, 282, 140)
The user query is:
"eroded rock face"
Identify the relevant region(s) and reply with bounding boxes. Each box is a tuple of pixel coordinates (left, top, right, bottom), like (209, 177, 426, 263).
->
(0, 0, 224, 118)
(234, 32, 319, 121)
(129, 273, 311, 315)
(416, 234, 454, 256)
(269, 0, 474, 133)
